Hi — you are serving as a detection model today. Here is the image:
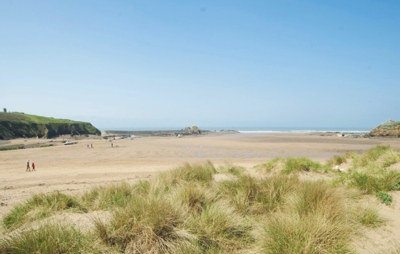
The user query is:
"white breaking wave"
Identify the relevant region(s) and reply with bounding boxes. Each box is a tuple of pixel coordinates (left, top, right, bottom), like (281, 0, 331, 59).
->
(238, 130, 369, 134)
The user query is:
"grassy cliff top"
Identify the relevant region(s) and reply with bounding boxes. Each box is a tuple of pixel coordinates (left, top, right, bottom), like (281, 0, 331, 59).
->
(0, 112, 100, 139)
(0, 112, 86, 124)
(369, 120, 400, 137)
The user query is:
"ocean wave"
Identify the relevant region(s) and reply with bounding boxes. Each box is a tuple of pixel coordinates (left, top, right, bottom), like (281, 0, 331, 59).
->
(238, 130, 369, 134)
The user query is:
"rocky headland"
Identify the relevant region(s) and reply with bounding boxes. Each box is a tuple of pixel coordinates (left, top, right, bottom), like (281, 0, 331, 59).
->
(0, 112, 101, 140)
(368, 120, 400, 138)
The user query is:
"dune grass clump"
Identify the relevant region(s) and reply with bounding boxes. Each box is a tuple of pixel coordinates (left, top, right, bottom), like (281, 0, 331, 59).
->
(326, 154, 348, 167)
(257, 157, 283, 173)
(355, 206, 385, 228)
(0, 222, 93, 254)
(126, 162, 219, 200)
(261, 181, 354, 254)
(345, 170, 400, 194)
(167, 161, 217, 184)
(257, 157, 328, 174)
(282, 157, 328, 174)
(360, 145, 392, 167)
(2, 192, 86, 230)
(262, 213, 353, 254)
(356, 145, 400, 170)
(2, 204, 27, 230)
(171, 182, 215, 214)
(81, 182, 134, 210)
(218, 174, 300, 215)
(331, 146, 400, 205)
(28, 192, 86, 212)
(185, 201, 253, 253)
(93, 195, 190, 253)
(216, 164, 246, 176)
(380, 149, 400, 168)
(288, 181, 346, 220)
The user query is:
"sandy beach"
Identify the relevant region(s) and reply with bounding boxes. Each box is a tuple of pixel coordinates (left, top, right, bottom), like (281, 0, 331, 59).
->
(1, 133, 400, 253)
(1, 133, 399, 216)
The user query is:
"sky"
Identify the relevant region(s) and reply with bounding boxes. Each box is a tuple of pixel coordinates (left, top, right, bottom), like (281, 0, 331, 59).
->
(1, 0, 399, 130)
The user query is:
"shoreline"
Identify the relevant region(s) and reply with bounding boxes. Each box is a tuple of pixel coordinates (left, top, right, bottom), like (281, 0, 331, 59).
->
(102, 129, 239, 138)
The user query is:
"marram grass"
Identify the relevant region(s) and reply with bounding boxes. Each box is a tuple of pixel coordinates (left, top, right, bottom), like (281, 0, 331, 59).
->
(2, 192, 86, 230)
(0, 222, 94, 254)
(257, 157, 329, 174)
(1, 152, 397, 253)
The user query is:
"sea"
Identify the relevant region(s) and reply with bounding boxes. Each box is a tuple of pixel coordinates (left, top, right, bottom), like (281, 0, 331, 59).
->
(103, 127, 371, 134)
(233, 127, 371, 134)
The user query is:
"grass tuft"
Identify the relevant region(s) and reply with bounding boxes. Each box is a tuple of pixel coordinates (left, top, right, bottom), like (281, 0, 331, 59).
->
(257, 157, 283, 173)
(171, 182, 214, 214)
(360, 145, 392, 167)
(346, 170, 400, 194)
(262, 213, 353, 254)
(2, 192, 86, 230)
(185, 201, 253, 252)
(81, 182, 133, 209)
(168, 161, 217, 184)
(2, 205, 27, 230)
(28, 192, 86, 212)
(258, 157, 328, 174)
(261, 181, 354, 254)
(218, 174, 300, 215)
(216, 164, 245, 176)
(326, 155, 347, 167)
(94, 195, 189, 253)
(355, 205, 385, 228)
(282, 157, 327, 174)
(0, 222, 94, 253)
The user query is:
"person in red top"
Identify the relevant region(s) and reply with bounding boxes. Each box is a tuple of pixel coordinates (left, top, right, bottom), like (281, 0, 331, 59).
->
(32, 162, 36, 171)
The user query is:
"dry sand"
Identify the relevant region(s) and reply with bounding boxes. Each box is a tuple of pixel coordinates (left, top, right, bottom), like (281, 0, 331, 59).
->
(1, 133, 400, 252)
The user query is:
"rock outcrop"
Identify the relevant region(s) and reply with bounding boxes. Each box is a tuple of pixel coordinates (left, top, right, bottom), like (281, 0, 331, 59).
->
(368, 120, 400, 138)
(0, 112, 101, 139)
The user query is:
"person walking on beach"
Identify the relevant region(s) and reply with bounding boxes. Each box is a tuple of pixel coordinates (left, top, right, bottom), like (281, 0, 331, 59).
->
(26, 160, 30, 172)
(32, 162, 36, 171)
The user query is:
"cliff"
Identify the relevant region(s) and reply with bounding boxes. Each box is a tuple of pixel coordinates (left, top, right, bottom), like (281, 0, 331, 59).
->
(368, 120, 400, 138)
(0, 112, 101, 139)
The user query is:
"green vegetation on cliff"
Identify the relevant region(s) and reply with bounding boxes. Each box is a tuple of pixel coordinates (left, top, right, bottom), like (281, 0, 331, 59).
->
(369, 120, 400, 137)
(0, 112, 101, 139)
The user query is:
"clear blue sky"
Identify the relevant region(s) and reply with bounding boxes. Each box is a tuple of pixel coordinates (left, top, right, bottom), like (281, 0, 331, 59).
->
(1, 1, 399, 129)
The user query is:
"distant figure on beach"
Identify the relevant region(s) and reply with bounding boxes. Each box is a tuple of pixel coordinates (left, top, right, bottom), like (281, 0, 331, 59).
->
(111, 143, 113, 148)
(26, 160, 30, 172)
(87, 144, 90, 148)
(90, 144, 93, 148)
(32, 162, 36, 171)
